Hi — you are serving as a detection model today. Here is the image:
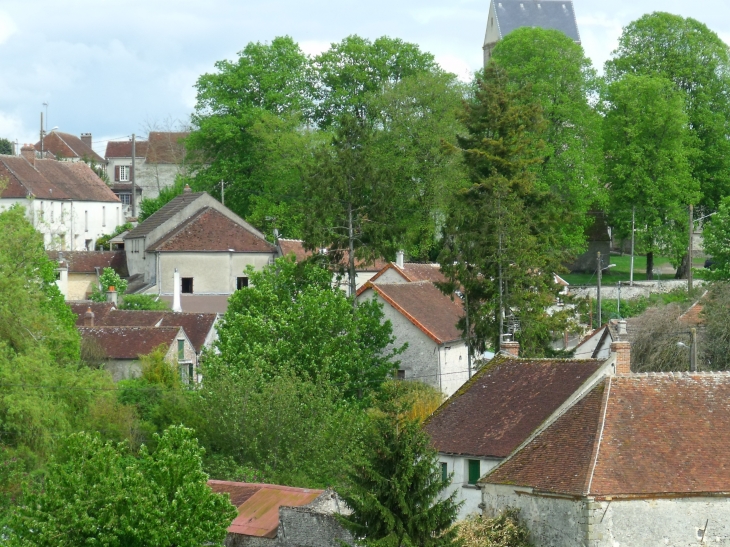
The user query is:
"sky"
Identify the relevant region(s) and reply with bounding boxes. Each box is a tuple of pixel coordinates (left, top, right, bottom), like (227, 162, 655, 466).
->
(0, 0, 728, 156)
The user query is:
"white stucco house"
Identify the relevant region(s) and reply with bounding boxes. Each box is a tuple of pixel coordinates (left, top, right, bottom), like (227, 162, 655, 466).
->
(105, 132, 189, 218)
(423, 345, 615, 520)
(357, 279, 468, 396)
(0, 146, 123, 250)
(34, 130, 106, 166)
(123, 187, 277, 313)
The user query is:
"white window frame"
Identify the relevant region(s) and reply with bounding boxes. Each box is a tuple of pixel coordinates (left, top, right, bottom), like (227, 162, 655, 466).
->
(119, 165, 130, 182)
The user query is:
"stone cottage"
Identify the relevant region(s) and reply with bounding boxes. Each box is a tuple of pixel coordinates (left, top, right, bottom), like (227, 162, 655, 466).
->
(423, 345, 615, 519)
(208, 481, 353, 547)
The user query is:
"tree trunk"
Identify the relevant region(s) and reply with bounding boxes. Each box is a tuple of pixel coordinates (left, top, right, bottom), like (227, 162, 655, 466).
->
(348, 202, 357, 307)
(646, 252, 654, 281)
(675, 253, 689, 279)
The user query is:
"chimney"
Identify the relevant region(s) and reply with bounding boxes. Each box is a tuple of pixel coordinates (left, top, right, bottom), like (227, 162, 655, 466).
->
(611, 320, 631, 374)
(500, 337, 520, 357)
(20, 144, 35, 165)
(396, 250, 404, 269)
(173, 268, 182, 312)
(84, 307, 95, 327)
(106, 286, 118, 306)
(183, 184, 192, 194)
(80, 133, 92, 149)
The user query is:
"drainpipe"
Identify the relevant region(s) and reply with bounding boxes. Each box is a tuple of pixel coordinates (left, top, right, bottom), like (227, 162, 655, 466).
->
(172, 268, 182, 312)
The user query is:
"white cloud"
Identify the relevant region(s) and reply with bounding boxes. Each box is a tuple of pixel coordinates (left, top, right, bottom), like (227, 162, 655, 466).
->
(0, 12, 16, 45)
(299, 40, 331, 57)
(0, 110, 36, 145)
(435, 54, 473, 82)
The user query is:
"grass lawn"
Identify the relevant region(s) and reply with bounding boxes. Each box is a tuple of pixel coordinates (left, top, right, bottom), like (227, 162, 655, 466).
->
(563, 254, 681, 286)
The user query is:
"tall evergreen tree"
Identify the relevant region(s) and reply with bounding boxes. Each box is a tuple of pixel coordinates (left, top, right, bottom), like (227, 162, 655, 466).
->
(337, 406, 461, 546)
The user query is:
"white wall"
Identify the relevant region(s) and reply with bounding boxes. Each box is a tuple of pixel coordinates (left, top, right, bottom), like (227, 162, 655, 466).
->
(0, 197, 122, 251)
(440, 455, 501, 520)
(107, 156, 183, 214)
(439, 342, 470, 397)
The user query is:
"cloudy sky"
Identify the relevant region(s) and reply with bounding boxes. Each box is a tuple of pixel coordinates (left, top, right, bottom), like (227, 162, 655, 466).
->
(0, 0, 728, 155)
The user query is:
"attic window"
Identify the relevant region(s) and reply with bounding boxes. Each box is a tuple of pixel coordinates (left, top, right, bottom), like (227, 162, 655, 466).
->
(181, 277, 193, 294)
(237, 276, 249, 290)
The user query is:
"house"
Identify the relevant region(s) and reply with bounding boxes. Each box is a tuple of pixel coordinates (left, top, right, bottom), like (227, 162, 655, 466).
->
(105, 132, 189, 216)
(208, 481, 353, 547)
(123, 187, 277, 313)
(276, 238, 390, 295)
(49, 250, 128, 300)
(480, 369, 730, 547)
(78, 324, 196, 382)
(72, 304, 218, 361)
(366, 256, 446, 285)
(423, 341, 615, 519)
(0, 146, 123, 250)
(483, 0, 581, 65)
(357, 279, 468, 396)
(34, 130, 106, 166)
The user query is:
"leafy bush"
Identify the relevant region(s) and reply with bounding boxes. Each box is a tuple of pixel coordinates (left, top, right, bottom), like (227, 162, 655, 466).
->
(89, 267, 127, 302)
(95, 222, 133, 251)
(119, 294, 169, 310)
(455, 510, 532, 547)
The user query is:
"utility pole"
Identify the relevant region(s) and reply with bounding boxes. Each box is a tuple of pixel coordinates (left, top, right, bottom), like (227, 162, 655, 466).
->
(690, 327, 697, 372)
(688, 204, 694, 292)
(220, 180, 225, 206)
(597, 251, 602, 327)
(630, 207, 635, 286)
(617, 280, 621, 318)
(131, 134, 137, 219)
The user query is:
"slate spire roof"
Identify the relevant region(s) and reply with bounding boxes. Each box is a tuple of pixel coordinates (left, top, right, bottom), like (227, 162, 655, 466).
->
(484, 373, 730, 497)
(490, 0, 581, 43)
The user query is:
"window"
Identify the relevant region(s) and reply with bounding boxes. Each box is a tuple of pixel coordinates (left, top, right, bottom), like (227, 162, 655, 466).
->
(177, 339, 185, 361)
(467, 459, 480, 485)
(396, 370, 406, 380)
(181, 277, 193, 294)
(441, 462, 448, 483)
(236, 276, 249, 290)
(119, 165, 130, 182)
(119, 193, 131, 205)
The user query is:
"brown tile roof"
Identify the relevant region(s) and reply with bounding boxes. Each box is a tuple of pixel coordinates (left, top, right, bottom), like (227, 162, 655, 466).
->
(147, 207, 275, 253)
(160, 294, 230, 314)
(278, 239, 312, 262)
(34, 131, 105, 164)
(0, 156, 120, 202)
(486, 373, 730, 497)
(76, 308, 216, 353)
(424, 356, 605, 458)
(208, 481, 323, 539)
(145, 132, 188, 164)
(47, 251, 128, 276)
(77, 326, 182, 359)
(124, 191, 206, 238)
(362, 281, 463, 344)
(368, 262, 447, 284)
(104, 140, 149, 159)
(70, 302, 116, 325)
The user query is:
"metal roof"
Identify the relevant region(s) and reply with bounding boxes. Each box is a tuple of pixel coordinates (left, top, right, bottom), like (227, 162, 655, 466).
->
(493, 0, 580, 43)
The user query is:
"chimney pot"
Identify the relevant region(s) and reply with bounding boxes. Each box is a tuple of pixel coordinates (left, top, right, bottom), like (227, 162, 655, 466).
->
(84, 307, 95, 327)
(173, 268, 182, 312)
(611, 340, 631, 375)
(106, 286, 118, 306)
(500, 338, 520, 357)
(21, 144, 35, 164)
(183, 184, 192, 194)
(396, 250, 404, 269)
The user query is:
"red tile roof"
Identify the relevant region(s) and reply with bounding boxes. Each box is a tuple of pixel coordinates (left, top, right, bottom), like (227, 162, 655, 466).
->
(679, 300, 704, 326)
(0, 156, 120, 202)
(424, 356, 605, 458)
(145, 132, 188, 164)
(208, 481, 323, 538)
(147, 207, 275, 253)
(278, 239, 312, 262)
(48, 251, 128, 276)
(34, 131, 105, 163)
(74, 308, 217, 353)
(104, 140, 149, 159)
(77, 326, 182, 359)
(361, 281, 463, 344)
(70, 302, 116, 325)
(368, 262, 447, 284)
(486, 373, 730, 497)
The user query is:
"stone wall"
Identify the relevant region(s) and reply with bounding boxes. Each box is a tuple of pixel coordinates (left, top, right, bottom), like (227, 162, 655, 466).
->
(568, 279, 704, 301)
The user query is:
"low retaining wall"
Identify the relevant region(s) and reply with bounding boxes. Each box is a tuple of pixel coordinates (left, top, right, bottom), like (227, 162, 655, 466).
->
(568, 280, 704, 301)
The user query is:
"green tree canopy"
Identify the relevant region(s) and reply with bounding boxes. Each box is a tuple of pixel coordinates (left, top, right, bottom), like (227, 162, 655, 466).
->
(336, 405, 461, 547)
(89, 267, 127, 302)
(702, 197, 730, 279)
(439, 66, 572, 355)
(602, 74, 699, 277)
(6, 426, 236, 547)
(208, 256, 402, 403)
(605, 12, 730, 209)
(0, 138, 12, 155)
(491, 27, 605, 253)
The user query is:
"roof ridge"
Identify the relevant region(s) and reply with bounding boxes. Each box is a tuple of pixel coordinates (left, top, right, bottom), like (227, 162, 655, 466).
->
(586, 376, 611, 496)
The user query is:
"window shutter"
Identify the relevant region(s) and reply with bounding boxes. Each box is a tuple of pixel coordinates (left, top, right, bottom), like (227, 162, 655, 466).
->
(468, 460, 480, 485)
(129, 165, 134, 181)
(114, 166, 120, 182)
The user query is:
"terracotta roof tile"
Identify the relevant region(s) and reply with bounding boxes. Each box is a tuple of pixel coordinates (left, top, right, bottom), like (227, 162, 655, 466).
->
(77, 326, 181, 359)
(208, 481, 323, 539)
(424, 356, 605, 458)
(363, 282, 463, 344)
(278, 239, 312, 262)
(48, 251, 128, 275)
(34, 131, 105, 164)
(147, 207, 275, 253)
(486, 374, 730, 497)
(145, 132, 188, 164)
(70, 302, 116, 325)
(368, 262, 447, 284)
(104, 140, 149, 159)
(679, 300, 704, 326)
(0, 156, 119, 202)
